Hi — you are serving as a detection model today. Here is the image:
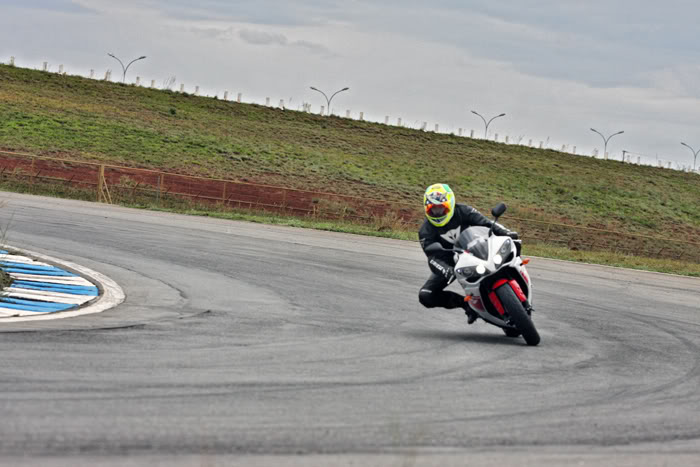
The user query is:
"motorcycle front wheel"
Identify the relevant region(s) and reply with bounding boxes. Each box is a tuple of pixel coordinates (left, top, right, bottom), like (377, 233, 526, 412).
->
(496, 285, 540, 346)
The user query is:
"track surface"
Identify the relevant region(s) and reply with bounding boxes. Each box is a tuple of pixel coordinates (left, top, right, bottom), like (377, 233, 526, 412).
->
(1, 193, 699, 465)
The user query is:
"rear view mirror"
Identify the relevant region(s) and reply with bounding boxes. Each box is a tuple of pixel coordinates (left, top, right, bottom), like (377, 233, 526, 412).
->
(491, 203, 507, 218)
(424, 242, 445, 255)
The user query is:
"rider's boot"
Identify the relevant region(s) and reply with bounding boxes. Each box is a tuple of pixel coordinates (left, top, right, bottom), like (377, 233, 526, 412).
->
(462, 301, 478, 324)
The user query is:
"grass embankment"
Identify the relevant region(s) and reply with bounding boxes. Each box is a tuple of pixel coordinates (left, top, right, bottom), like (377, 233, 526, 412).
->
(0, 64, 699, 275)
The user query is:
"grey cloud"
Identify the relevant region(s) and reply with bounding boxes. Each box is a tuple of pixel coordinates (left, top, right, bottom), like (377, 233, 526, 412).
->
(3, 0, 94, 13)
(239, 29, 288, 46)
(291, 40, 331, 55)
(138, 0, 346, 25)
(238, 29, 331, 56)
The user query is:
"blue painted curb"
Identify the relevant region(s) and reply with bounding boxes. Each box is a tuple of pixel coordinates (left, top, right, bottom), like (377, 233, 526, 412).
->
(1, 252, 100, 317)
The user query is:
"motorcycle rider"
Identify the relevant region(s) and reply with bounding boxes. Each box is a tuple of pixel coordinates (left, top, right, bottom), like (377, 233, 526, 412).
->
(419, 183, 519, 324)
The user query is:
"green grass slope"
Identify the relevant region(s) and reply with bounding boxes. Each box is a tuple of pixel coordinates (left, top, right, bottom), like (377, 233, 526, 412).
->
(1, 64, 698, 245)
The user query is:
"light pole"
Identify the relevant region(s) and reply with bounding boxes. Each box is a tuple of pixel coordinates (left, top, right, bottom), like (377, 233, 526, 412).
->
(590, 128, 624, 160)
(107, 53, 147, 83)
(471, 110, 505, 139)
(309, 86, 349, 116)
(681, 142, 700, 172)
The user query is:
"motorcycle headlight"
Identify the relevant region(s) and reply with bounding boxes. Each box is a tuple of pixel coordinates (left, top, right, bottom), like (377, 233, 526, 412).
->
(457, 264, 487, 283)
(499, 238, 512, 256)
(456, 265, 479, 279)
(498, 239, 514, 264)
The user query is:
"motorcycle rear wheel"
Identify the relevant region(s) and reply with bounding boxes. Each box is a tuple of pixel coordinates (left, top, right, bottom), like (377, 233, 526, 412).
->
(496, 285, 540, 346)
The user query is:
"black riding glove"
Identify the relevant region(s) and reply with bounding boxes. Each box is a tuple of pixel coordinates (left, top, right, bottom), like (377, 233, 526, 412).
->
(492, 223, 518, 239)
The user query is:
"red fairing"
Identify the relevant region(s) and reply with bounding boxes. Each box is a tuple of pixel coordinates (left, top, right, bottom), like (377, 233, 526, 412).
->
(492, 279, 509, 290)
(509, 279, 528, 302)
(488, 291, 505, 315)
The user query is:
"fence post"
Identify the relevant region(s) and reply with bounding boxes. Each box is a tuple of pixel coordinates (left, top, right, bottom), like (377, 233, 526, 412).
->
(43, 62, 48, 71)
(237, 93, 242, 103)
(30, 157, 36, 188)
(157, 174, 163, 204)
(573, 146, 576, 155)
(97, 165, 105, 202)
(222, 181, 227, 203)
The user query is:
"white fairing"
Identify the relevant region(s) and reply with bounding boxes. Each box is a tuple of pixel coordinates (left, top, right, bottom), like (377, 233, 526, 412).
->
(453, 227, 532, 328)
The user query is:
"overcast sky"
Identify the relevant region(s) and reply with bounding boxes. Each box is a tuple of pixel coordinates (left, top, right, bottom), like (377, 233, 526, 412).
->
(2, 0, 700, 167)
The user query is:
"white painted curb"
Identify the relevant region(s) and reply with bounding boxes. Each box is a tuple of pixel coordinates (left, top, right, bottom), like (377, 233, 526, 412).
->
(0, 245, 126, 323)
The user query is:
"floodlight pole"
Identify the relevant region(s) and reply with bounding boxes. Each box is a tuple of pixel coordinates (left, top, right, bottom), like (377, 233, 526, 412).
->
(310, 86, 350, 116)
(471, 110, 506, 139)
(681, 142, 700, 172)
(107, 53, 147, 83)
(591, 128, 624, 160)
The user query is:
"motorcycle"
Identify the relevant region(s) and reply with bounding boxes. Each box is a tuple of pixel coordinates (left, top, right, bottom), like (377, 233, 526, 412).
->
(424, 203, 540, 346)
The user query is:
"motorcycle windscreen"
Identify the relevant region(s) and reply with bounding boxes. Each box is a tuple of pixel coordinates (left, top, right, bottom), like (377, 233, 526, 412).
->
(457, 226, 490, 261)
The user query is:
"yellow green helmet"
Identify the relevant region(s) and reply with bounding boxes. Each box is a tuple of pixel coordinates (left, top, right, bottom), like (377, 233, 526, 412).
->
(424, 183, 455, 227)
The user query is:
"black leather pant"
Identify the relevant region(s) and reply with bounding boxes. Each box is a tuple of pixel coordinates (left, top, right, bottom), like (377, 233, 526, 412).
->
(418, 273, 465, 309)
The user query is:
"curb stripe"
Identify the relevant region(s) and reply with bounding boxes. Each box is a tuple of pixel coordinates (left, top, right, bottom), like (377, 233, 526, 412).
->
(3, 267, 77, 276)
(0, 300, 74, 312)
(6, 290, 94, 305)
(8, 274, 94, 286)
(10, 281, 98, 295)
(0, 261, 72, 273)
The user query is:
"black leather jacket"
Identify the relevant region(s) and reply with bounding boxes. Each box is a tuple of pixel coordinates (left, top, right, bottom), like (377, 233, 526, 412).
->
(419, 203, 513, 277)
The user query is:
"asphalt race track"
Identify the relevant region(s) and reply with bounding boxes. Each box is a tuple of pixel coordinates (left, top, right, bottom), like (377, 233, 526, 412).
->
(1, 192, 699, 466)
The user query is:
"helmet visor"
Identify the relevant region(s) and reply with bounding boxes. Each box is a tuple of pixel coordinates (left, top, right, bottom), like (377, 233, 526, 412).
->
(426, 202, 450, 218)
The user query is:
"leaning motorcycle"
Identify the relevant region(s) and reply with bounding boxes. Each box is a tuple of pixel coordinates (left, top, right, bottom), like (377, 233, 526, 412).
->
(425, 203, 540, 346)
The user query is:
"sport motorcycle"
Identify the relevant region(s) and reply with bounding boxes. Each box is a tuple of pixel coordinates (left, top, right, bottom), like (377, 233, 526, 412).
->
(425, 203, 540, 346)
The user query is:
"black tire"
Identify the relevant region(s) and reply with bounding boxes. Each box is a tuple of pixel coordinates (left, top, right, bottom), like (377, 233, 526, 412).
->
(495, 285, 540, 346)
(502, 328, 521, 338)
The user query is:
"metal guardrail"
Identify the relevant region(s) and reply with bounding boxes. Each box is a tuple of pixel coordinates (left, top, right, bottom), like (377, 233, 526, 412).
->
(1, 150, 698, 262)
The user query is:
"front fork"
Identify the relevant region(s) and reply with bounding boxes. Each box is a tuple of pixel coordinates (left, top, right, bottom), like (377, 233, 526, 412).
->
(488, 278, 535, 319)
